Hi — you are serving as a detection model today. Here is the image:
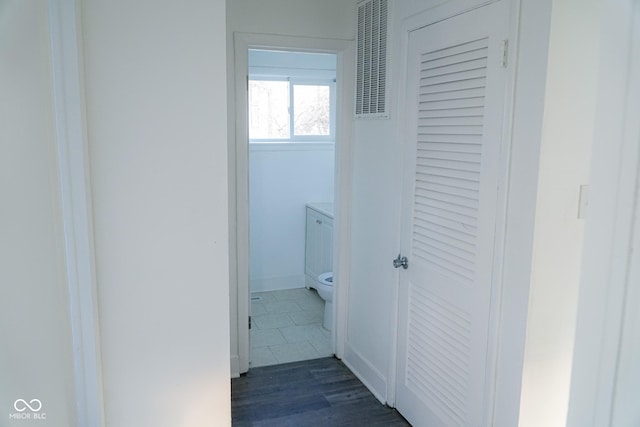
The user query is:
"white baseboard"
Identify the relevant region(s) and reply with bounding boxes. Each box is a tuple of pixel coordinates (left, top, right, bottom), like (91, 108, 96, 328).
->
(305, 274, 318, 289)
(230, 354, 240, 378)
(343, 342, 388, 405)
(250, 274, 305, 293)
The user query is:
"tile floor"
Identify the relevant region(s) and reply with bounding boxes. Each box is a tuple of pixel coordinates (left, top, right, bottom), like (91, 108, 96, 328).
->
(250, 287, 332, 367)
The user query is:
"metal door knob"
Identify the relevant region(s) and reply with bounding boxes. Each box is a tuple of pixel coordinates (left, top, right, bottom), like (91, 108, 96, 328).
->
(393, 254, 409, 269)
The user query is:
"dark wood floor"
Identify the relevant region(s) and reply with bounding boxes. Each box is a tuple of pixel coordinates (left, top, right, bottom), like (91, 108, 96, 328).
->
(232, 357, 411, 426)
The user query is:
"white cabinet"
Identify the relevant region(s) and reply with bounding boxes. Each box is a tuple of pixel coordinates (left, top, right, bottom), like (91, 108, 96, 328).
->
(305, 206, 333, 288)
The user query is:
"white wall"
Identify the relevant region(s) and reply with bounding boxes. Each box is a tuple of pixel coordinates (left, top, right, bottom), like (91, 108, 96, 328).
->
(227, 0, 355, 41)
(81, 0, 231, 425)
(346, 105, 402, 400)
(518, 1, 602, 425)
(567, 2, 640, 424)
(0, 1, 77, 425)
(250, 144, 334, 292)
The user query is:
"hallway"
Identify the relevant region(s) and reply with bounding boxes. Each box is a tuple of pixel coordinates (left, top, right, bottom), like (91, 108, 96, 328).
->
(232, 357, 410, 426)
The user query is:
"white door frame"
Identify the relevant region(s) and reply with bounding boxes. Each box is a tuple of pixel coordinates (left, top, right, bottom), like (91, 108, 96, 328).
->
(230, 33, 355, 374)
(567, 1, 640, 425)
(48, 0, 105, 425)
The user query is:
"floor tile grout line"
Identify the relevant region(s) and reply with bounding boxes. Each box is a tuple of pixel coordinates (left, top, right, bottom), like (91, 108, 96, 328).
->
(250, 287, 329, 368)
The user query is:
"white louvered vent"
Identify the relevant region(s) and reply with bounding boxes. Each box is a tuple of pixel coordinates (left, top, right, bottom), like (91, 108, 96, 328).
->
(411, 37, 488, 287)
(355, 0, 388, 118)
(407, 285, 471, 426)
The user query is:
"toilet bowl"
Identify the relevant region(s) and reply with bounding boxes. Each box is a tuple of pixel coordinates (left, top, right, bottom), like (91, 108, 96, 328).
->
(316, 272, 333, 331)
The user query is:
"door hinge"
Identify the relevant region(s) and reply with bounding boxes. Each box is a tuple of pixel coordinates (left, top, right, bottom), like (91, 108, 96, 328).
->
(501, 39, 509, 68)
(249, 316, 252, 330)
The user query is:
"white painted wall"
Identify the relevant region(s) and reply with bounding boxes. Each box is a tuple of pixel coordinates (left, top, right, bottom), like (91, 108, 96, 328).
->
(227, 0, 355, 376)
(518, 1, 602, 425)
(0, 1, 77, 425)
(567, 2, 640, 425)
(250, 144, 334, 292)
(227, 0, 355, 41)
(81, 0, 231, 425)
(345, 108, 402, 400)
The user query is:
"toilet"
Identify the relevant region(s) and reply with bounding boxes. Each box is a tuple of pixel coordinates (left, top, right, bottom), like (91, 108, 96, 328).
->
(316, 272, 333, 331)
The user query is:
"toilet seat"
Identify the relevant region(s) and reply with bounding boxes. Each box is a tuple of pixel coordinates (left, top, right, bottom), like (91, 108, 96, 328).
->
(318, 272, 333, 286)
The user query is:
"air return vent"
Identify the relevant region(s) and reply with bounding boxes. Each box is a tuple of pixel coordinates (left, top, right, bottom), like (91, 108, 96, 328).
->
(355, 0, 389, 118)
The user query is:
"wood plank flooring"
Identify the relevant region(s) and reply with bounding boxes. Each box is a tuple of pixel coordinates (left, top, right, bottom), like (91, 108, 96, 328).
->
(232, 357, 411, 426)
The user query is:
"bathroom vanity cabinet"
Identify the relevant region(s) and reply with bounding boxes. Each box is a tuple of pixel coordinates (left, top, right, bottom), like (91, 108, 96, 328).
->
(305, 204, 333, 289)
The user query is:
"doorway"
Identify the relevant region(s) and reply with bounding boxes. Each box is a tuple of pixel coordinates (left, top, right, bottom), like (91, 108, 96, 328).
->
(247, 49, 337, 367)
(231, 34, 354, 375)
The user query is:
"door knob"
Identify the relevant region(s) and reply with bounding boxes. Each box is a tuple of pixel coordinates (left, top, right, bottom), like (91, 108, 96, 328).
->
(393, 254, 409, 269)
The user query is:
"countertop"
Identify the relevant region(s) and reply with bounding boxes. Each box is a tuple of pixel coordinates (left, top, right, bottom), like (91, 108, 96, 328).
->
(306, 202, 334, 219)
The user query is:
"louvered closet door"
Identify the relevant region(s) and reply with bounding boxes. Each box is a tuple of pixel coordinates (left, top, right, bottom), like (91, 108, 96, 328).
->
(395, 2, 510, 426)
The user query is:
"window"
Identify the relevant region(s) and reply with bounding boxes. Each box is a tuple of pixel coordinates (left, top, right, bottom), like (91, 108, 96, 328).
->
(248, 80, 290, 139)
(248, 78, 334, 142)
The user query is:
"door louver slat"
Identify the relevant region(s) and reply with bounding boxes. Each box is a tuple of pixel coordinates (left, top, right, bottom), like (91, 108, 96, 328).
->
(418, 133, 482, 144)
(420, 67, 487, 85)
(420, 48, 489, 72)
(422, 141, 480, 154)
(419, 115, 484, 127)
(419, 77, 487, 95)
(418, 107, 484, 119)
(414, 203, 478, 227)
(417, 148, 481, 163)
(420, 38, 488, 61)
(420, 58, 488, 79)
(419, 87, 485, 103)
(418, 97, 485, 111)
(407, 286, 472, 425)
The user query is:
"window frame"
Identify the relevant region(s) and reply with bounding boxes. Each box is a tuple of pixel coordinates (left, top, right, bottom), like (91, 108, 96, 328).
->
(248, 76, 336, 143)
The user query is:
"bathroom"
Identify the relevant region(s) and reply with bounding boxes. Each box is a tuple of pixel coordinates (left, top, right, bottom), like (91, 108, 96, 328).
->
(247, 49, 337, 367)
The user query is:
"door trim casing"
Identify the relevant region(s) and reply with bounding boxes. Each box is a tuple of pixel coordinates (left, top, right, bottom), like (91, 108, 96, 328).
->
(230, 33, 355, 375)
(48, 0, 105, 425)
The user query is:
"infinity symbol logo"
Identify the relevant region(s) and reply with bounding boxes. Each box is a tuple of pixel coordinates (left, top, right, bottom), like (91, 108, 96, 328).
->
(14, 399, 42, 412)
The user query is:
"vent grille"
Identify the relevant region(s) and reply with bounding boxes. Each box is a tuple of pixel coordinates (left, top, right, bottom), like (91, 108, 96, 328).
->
(355, 0, 388, 118)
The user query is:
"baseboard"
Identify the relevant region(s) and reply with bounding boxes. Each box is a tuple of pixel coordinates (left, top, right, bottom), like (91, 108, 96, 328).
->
(230, 354, 240, 379)
(305, 274, 318, 289)
(251, 274, 305, 293)
(343, 342, 388, 405)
